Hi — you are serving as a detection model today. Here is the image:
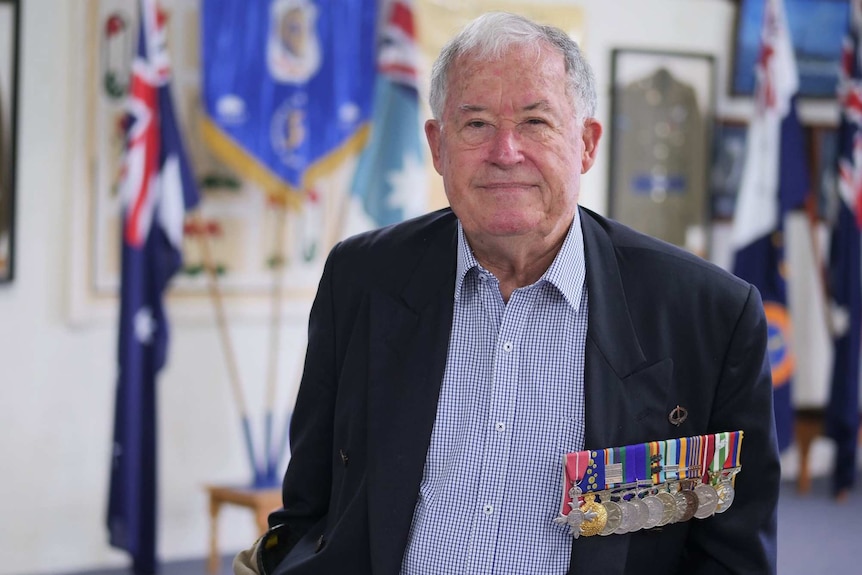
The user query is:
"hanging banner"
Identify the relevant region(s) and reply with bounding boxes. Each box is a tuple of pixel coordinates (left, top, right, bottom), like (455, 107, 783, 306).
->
(201, 0, 378, 204)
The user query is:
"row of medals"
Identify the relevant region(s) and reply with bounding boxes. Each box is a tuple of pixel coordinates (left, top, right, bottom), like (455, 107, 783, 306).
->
(555, 468, 739, 538)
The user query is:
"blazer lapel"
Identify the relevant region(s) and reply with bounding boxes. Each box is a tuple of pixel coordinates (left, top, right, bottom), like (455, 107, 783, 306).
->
(580, 210, 649, 448)
(365, 224, 457, 575)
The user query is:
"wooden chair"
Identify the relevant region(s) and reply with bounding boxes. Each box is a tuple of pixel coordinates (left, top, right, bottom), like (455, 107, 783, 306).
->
(205, 484, 282, 574)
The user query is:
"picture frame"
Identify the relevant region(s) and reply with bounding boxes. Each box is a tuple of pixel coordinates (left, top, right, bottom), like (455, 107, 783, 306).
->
(707, 120, 839, 223)
(608, 48, 715, 255)
(731, 0, 848, 98)
(709, 119, 748, 221)
(0, 0, 19, 283)
(810, 125, 839, 221)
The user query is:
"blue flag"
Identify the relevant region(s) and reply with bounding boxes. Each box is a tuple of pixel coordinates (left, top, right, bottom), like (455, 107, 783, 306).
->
(825, 1, 862, 496)
(201, 0, 378, 201)
(731, 0, 809, 452)
(348, 0, 426, 231)
(107, 2, 199, 573)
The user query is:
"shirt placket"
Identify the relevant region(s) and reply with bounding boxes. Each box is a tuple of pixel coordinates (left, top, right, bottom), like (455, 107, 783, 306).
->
(465, 278, 530, 574)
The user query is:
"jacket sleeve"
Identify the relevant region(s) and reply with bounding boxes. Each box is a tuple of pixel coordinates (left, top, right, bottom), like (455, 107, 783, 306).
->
(258, 245, 342, 568)
(682, 284, 780, 574)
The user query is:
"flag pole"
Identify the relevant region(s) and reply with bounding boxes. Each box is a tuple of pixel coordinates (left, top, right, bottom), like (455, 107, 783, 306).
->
(191, 211, 261, 483)
(264, 200, 289, 485)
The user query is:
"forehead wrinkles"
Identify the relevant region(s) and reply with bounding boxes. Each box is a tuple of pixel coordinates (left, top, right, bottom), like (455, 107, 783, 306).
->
(446, 73, 570, 122)
(448, 55, 566, 119)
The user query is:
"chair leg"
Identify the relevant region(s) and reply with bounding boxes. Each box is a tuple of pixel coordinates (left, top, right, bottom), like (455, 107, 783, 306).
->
(794, 413, 822, 495)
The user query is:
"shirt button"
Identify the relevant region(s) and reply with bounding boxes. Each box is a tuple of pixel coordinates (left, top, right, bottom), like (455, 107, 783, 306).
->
(479, 274, 488, 282)
(502, 341, 513, 352)
(495, 422, 506, 432)
(483, 504, 494, 515)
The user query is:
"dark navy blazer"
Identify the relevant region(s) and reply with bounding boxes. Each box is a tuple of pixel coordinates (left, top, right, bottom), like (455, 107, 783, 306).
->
(268, 206, 779, 575)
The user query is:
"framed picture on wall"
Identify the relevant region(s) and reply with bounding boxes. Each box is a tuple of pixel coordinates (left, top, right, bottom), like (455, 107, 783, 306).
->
(707, 121, 839, 223)
(731, 0, 848, 98)
(810, 125, 839, 221)
(709, 119, 748, 221)
(0, 0, 19, 283)
(608, 48, 715, 256)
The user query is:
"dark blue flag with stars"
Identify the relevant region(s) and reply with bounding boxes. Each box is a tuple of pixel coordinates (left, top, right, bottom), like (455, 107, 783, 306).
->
(107, 1, 199, 573)
(825, 0, 862, 497)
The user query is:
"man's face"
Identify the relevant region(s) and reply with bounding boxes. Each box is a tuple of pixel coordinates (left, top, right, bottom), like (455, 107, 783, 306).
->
(425, 44, 601, 246)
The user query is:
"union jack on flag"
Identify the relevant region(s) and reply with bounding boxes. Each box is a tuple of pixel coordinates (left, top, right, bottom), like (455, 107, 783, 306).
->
(121, 0, 186, 247)
(347, 0, 427, 234)
(107, 1, 199, 573)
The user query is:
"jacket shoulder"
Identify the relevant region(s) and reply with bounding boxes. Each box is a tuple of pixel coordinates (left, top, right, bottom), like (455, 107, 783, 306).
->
(324, 208, 457, 294)
(580, 207, 750, 295)
(336, 208, 456, 258)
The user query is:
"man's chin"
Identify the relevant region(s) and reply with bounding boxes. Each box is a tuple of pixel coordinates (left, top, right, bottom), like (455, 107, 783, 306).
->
(475, 217, 543, 239)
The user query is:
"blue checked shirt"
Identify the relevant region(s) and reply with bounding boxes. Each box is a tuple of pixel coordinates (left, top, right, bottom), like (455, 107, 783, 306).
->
(400, 212, 588, 575)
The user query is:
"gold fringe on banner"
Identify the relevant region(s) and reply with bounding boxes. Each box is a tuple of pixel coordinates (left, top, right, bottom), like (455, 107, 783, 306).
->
(200, 116, 371, 206)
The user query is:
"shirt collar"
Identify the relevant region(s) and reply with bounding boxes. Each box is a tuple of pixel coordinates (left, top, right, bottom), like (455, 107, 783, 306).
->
(453, 209, 586, 312)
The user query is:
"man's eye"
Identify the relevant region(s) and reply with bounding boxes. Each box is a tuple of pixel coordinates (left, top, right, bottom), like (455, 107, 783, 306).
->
(524, 118, 547, 126)
(466, 121, 488, 129)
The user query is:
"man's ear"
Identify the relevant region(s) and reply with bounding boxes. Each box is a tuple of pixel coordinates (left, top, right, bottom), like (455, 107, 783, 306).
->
(580, 119, 603, 174)
(425, 120, 444, 175)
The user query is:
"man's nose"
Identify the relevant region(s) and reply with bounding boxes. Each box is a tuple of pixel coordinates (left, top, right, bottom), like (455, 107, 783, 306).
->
(488, 125, 524, 165)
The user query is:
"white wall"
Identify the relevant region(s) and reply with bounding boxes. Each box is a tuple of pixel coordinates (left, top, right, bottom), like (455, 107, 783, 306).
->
(0, 1, 845, 574)
(2, 1, 303, 572)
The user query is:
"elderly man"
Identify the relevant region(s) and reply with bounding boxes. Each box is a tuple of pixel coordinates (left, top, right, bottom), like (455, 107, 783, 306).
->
(236, 11, 779, 575)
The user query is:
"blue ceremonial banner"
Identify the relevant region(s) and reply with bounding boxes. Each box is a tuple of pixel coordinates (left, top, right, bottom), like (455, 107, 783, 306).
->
(107, 1, 199, 573)
(825, 0, 862, 496)
(731, 0, 809, 452)
(201, 0, 378, 202)
(349, 0, 426, 229)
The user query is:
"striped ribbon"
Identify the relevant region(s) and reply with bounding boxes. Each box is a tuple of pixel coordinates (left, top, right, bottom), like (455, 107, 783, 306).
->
(563, 431, 744, 495)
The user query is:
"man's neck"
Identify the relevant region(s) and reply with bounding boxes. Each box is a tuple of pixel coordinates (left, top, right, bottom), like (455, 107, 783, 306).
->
(470, 233, 566, 302)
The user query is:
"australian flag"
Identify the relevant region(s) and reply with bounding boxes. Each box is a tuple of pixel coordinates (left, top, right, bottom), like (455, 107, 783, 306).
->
(825, 0, 862, 496)
(731, 0, 809, 452)
(347, 0, 426, 232)
(107, 1, 199, 573)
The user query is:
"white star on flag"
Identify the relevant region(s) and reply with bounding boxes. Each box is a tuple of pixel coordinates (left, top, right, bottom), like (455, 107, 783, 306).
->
(133, 307, 157, 344)
(385, 150, 427, 219)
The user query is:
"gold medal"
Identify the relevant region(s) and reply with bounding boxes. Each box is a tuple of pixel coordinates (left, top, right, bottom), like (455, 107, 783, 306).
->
(579, 494, 608, 537)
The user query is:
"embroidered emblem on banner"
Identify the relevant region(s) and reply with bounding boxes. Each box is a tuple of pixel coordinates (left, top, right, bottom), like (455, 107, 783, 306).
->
(267, 0, 321, 84)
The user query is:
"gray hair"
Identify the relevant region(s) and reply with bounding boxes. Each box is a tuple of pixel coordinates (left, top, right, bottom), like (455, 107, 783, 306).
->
(428, 12, 597, 123)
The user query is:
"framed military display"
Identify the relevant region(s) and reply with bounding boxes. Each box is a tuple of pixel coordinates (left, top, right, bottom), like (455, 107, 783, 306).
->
(731, 0, 847, 98)
(810, 125, 838, 222)
(709, 121, 839, 223)
(709, 119, 748, 221)
(608, 49, 715, 256)
(0, 0, 19, 283)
